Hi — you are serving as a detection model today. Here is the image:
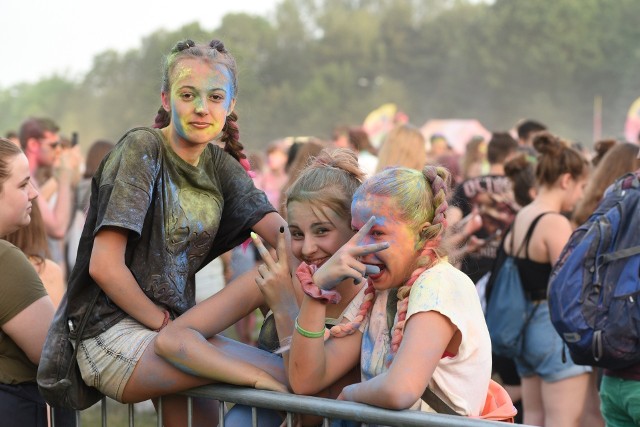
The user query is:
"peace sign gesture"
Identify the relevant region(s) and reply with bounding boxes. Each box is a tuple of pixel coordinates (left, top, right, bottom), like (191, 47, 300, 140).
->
(312, 216, 389, 291)
(252, 227, 299, 315)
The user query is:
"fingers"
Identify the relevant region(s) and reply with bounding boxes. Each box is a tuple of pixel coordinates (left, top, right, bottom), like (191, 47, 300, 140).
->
(350, 242, 389, 257)
(251, 232, 277, 269)
(275, 226, 289, 269)
(353, 216, 377, 244)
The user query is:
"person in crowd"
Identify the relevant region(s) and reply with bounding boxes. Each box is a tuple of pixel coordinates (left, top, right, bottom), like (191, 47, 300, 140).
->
(4, 131, 20, 147)
(461, 136, 489, 180)
(0, 137, 57, 426)
(428, 133, 450, 159)
(65, 39, 290, 427)
(261, 139, 290, 210)
(288, 165, 492, 416)
(156, 148, 370, 426)
(375, 123, 427, 173)
(19, 118, 82, 264)
(66, 139, 115, 272)
(331, 125, 351, 149)
(347, 126, 378, 177)
(589, 139, 618, 168)
(448, 132, 519, 283)
(278, 139, 326, 216)
(572, 142, 640, 227)
(501, 132, 590, 426)
(515, 119, 547, 156)
(599, 146, 640, 427)
(504, 153, 537, 208)
(5, 202, 65, 309)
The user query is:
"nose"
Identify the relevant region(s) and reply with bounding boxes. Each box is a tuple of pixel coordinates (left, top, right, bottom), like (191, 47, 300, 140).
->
(301, 236, 318, 259)
(28, 181, 39, 201)
(194, 98, 209, 115)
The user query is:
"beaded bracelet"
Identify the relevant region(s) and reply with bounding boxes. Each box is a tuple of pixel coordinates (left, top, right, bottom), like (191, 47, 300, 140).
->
(154, 310, 171, 332)
(295, 262, 341, 304)
(294, 317, 326, 339)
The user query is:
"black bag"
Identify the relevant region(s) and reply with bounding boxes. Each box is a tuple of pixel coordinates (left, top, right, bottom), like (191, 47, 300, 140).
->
(37, 290, 103, 410)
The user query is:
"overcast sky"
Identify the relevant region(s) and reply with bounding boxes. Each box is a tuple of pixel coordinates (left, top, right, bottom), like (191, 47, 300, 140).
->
(0, 0, 280, 87)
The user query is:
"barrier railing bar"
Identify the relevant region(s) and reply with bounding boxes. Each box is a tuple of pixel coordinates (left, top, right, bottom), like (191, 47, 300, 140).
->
(157, 396, 163, 427)
(181, 384, 513, 427)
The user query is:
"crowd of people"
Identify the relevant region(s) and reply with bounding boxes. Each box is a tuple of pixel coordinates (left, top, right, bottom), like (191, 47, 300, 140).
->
(2, 37, 640, 427)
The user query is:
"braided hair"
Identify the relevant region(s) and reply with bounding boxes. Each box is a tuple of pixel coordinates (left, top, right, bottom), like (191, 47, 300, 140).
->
(153, 39, 246, 162)
(330, 166, 451, 366)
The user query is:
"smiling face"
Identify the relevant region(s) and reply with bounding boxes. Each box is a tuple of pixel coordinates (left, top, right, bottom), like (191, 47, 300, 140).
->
(351, 194, 421, 290)
(287, 200, 354, 267)
(0, 153, 39, 236)
(162, 57, 236, 146)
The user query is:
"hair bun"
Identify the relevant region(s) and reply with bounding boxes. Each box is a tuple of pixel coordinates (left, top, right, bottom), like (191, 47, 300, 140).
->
(533, 132, 563, 156)
(175, 39, 195, 52)
(209, 39, 227, 53)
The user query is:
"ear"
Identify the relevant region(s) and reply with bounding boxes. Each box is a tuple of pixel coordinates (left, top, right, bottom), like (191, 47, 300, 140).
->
(559, 172, 572, 190)
(25, 137, 40, 155)
(226, 98, 237, 116)
(161, 91, 171, 112)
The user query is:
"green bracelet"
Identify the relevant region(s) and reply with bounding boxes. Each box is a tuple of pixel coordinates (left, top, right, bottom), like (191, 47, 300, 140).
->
(295, 317, 325, 339)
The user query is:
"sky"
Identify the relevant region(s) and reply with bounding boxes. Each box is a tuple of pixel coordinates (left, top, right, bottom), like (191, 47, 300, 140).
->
(0, 0, 281, 88)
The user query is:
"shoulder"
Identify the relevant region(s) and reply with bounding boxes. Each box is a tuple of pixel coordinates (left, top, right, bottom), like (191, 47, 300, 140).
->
(0, 241, 35, 273)
(413, 262, 475, 299)
(110, 127, 163, 160)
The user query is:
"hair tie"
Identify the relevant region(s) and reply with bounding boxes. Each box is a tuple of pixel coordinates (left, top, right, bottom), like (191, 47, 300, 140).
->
(209, 39, 226, 53)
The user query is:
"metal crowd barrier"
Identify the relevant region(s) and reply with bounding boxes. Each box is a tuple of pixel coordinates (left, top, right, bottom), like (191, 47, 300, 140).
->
(52, 383, 528, 427)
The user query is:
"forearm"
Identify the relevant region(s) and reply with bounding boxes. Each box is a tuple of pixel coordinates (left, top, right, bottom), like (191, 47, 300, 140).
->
(288, 296, 330, 394)
(90, 261, 166, 330)
(342, 372, 413, 410)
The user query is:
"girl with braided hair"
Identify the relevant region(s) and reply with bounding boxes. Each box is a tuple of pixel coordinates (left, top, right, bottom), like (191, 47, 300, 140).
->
(157, 148, 374, 426)
(288, 165, 493, 416)
(64, 39, 290, 425)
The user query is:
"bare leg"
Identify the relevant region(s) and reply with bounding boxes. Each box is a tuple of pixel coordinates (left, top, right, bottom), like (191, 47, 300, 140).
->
(542, 373, 589, 427)
(121, 335, 286, 427)
(522, 376, 543, 426)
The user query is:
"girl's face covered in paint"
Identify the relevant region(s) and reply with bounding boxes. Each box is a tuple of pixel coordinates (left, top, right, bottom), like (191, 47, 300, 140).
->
(351, 194, 421, 290)
(287, 200, 354, 268)
(162, 58, 236, 146)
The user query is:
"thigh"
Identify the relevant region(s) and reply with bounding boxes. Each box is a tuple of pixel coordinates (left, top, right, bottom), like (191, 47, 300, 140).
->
(541, 373, 589, 427)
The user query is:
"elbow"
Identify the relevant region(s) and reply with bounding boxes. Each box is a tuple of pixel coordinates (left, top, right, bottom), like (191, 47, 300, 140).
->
(288, 367, 320, 396)
(381, 387, 421, 410)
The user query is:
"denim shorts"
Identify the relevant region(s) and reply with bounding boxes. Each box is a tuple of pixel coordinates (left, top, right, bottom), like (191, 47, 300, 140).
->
(513, 300, 591, 382)
(75, 317, 156, 402)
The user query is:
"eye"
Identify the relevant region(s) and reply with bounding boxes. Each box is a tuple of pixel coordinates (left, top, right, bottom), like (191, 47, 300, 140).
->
(290, 230, 303, 240)
(180, 92, 195, 101)
(209, 93, 224, 102)
(315, 227, 330, 236)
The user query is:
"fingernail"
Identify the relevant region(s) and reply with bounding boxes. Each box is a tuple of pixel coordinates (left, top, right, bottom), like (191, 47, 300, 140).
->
(250, 232, 258, 240)
(279, 226, 284, 233)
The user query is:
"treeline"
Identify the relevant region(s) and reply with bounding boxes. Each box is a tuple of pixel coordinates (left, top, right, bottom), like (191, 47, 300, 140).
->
(1, 0, 639, 150)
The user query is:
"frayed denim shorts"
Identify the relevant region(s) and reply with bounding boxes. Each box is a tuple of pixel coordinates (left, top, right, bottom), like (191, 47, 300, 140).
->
(75, 316, 156, 402)
(514, 301, 592, 382)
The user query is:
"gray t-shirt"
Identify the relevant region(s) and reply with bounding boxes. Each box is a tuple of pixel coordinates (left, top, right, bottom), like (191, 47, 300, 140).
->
(67, 127, 275, 338)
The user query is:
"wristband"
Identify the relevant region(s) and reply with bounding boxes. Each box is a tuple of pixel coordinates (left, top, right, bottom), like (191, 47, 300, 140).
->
(295, 317, 326, 339)
(154, 310, 171, 332)
(295, 262, 341, 304)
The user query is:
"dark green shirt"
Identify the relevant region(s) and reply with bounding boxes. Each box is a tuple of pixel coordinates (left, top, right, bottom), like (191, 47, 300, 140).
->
(0, 240, 48, 384)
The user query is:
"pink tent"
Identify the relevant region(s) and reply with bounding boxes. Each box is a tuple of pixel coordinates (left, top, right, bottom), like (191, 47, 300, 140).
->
(420, 119, 492, 155)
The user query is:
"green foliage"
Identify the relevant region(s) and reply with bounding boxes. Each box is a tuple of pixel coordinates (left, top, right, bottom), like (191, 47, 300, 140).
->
(1, 0, 639, 149)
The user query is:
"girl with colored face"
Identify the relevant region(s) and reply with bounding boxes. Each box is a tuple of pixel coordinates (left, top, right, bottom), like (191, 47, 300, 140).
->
(0, 138, 57, 426)
(155, 148, 370, 426)
(61, 40, 290, 426)
(289, 165, 496, 417)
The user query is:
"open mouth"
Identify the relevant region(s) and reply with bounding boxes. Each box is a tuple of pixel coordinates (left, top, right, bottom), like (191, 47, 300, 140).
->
(306, 257, 329, 268)
(366, 263, 386, 281)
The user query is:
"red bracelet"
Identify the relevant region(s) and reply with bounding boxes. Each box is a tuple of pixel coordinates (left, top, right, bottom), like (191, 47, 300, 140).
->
(295, 262, 341, 304)
(154, 310, 171, 332)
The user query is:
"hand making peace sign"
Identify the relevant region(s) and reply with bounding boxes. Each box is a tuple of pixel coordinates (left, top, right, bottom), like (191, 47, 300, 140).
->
(311, 216, 389, 291)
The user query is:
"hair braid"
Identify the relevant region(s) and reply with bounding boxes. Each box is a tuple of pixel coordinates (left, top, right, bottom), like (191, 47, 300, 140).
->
(220, 111, 245, 161)
(328, 282, 376, 338)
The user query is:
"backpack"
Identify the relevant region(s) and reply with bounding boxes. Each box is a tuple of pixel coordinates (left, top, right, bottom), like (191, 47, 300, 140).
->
(485, 213, 548, 359)
(548, 171, 640, 369)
